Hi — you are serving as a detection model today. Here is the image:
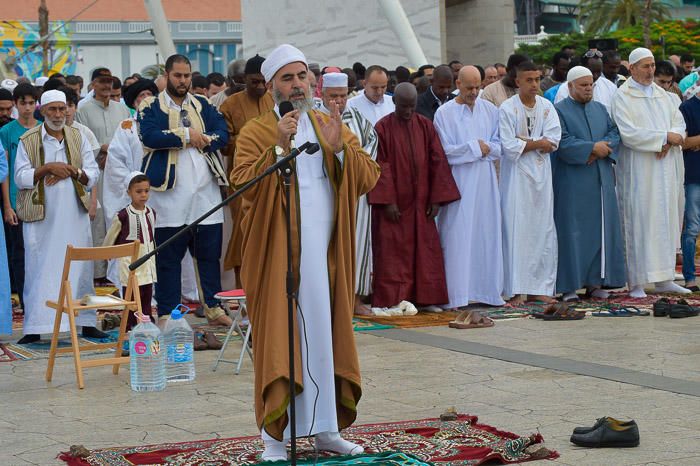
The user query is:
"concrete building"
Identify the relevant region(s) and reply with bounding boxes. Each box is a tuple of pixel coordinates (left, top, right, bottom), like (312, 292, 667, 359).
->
(242, 0, 514, 69)
(1, 0, 241, 80)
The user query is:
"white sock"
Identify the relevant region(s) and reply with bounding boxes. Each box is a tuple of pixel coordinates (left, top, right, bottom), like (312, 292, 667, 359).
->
(590, 288, 610, 299)
(629, 286, 647, 298)
(315, 431, 364, 455)
(655, 281, 691, 294)
(562, 292, 579, 302)
(262, 438, 288, 462)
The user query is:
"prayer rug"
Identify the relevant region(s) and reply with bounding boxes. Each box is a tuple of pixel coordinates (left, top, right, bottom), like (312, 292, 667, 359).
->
(59, 414, 558, 466)
(0, 343, 18, 362)
(259, 451, 430, 464)
(355, 311, 460, 328)
(0, 331, 118, 361)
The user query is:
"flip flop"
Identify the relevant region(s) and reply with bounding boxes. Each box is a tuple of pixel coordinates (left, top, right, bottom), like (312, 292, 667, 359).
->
(533, 303, 585, 320)
(592, 308, 634, 317)
(621, 306, 650, 316)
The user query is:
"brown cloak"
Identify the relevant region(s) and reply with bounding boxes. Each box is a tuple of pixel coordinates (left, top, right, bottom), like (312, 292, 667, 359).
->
(232, 109, 380, 441)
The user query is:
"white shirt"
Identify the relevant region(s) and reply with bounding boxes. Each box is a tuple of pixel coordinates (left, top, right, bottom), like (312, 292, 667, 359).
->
(146, 92, 224, 227)
(346, 90, 395, 126)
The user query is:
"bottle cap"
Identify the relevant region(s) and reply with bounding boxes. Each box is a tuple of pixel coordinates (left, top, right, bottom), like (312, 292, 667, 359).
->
(139, 314, 150, 323)
(170, 304, 190, 320)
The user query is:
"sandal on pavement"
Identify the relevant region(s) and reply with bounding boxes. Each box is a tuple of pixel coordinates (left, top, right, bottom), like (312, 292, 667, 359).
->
(448, 311, 494, 329)
(533, 303, 585, 320)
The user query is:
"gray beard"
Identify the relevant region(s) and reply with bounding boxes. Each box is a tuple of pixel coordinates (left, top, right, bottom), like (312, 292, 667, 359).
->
(45, 119, 65, 131)
(272, 87, 314, 113)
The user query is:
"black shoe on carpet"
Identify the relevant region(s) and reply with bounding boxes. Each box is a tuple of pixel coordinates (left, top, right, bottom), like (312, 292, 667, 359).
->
(17, 334, 40, 344)
(82, 327, 110, 339)
(570, 418, 639, 448)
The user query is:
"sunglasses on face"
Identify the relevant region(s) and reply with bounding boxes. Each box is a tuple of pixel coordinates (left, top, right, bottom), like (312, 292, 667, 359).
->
(584, 50, 603, 58)
(180, 109, 191, 128)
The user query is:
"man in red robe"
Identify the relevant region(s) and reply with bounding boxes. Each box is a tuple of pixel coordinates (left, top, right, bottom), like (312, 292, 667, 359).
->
(369, 83, 460, 310)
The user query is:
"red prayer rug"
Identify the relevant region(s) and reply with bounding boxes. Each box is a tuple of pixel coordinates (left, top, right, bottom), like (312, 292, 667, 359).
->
(59, 414, 558, 465)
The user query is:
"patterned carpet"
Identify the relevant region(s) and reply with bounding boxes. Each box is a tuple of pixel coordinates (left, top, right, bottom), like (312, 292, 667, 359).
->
(59, 414, 558, 465)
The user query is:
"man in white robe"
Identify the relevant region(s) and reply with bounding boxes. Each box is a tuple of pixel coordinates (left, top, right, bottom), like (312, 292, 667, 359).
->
(319, 72, 378, 314)
(434, 66, 505, 311)
(611, 48, 690, 297)
(554, 52, 618, 114)
(499, 62, 562, 305)
(14, 90, 105, 344)
(346, 65, 394, 126)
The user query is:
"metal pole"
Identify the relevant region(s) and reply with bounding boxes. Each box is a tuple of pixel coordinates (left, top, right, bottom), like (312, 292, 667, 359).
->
(378, 0, 428, 67)
(143, 0, 177, 59)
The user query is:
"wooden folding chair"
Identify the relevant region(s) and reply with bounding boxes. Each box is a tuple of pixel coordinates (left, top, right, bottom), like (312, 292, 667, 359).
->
(45, 241, 143, 389)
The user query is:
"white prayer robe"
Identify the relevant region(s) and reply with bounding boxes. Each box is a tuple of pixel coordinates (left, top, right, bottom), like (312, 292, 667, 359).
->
(346, 90, 395, 126)
(611, 80, 686, 286)
(261, 109, 343, 441)
(434, 98, 505, 307)
(499, 95, 562, 297)
(555, 76, 618, 114)
(15, 126, 99, 334)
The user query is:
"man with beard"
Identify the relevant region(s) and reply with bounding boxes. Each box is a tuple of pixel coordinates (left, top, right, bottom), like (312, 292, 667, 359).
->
(555, 51, 618, 115)
(14, 90, 104, 343)
(232, 44, 379, 461)
(0, 89, 13, 127)
(221, 54, 274, 286)
(138, 54, 231, 325)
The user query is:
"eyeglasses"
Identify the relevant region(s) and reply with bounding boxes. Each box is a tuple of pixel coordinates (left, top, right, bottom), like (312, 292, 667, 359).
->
(584, 50, 603, 58)
(180, 109, 191, 128)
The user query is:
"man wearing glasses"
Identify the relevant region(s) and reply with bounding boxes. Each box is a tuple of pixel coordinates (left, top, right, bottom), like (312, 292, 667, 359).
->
(138, 54, 231, 326)
(554, 49, 618, 115)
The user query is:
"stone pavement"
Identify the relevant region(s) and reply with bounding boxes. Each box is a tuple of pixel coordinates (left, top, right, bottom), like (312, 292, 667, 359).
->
(2, 313, 700, 465)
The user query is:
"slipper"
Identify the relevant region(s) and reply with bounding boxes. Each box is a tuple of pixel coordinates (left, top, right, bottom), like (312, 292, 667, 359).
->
(533, 303, 585, 320)
(592, 309, 634, 317)
(621, 306, 650, 316)
(449, 311, 495, 329)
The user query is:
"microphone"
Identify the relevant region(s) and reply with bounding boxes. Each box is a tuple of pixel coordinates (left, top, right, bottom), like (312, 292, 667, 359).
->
(279, 101, 296, 148)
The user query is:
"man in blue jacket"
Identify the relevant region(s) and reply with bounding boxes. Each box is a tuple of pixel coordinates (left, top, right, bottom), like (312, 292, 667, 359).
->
(138, 54, 231, 326)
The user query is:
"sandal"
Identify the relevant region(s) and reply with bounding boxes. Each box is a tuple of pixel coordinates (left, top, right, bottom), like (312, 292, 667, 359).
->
(448, 311, 495, 329)
(592, 308, 634, 317)
(533, 303, 585, 320)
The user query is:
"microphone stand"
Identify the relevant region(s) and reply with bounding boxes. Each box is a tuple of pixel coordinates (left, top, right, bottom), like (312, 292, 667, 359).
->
(130, 141, 320, 466)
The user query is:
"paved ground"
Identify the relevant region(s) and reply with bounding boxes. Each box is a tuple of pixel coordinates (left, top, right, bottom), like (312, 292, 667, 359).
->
(2, 312, 700, 465)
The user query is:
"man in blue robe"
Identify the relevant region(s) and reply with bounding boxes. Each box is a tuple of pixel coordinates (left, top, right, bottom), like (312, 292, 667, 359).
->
(552, 66, 626, 301)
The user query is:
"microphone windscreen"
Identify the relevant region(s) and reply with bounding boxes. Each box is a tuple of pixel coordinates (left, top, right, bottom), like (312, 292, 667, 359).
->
(279, 101, 294, 117)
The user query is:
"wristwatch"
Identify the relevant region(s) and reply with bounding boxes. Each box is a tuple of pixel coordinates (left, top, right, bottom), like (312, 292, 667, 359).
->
(75, 168, 83, 181)
(274, 145, 285, 157)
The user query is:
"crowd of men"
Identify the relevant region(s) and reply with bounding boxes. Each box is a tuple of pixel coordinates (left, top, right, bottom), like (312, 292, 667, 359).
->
(0, 44, 698, 340)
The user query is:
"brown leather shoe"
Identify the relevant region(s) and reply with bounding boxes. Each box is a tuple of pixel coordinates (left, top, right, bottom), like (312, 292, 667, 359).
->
(203, 331, 223, 350)
(193, 332, 208, 351)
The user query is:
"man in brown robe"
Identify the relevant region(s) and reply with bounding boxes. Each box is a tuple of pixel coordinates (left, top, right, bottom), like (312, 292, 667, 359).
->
(232, 44, 379, 462)
(220, 54, 274, 286)
(369, 83, 460, 310)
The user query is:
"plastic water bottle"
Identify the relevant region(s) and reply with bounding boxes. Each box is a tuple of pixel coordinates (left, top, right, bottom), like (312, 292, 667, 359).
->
(163, 304, 195, 383)
(129, 314, 166, 392)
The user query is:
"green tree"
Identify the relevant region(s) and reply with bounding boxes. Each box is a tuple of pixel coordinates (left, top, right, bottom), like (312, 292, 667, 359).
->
(579, 0, 674, 36)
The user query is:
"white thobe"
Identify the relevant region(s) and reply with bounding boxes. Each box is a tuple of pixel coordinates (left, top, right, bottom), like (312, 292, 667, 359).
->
(611, 79, 686, 286)
(434, 98, 505, 307)
(148, 93, 223, 228)
(499, 95, 561, 297)
(15, 126, 99, 334)
(262, 109, 341, 441)
(346, 90, 395, 126)
(554, 76, 618, 114)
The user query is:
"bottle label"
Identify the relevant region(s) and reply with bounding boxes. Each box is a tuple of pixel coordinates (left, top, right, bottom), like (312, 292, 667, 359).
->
(132, 337, 161, 357)
(167, 342, 193, 363)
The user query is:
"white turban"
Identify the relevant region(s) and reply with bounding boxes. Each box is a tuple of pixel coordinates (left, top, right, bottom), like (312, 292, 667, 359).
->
(34, 76, 49, 87)
(126, 171, 146, 190)
(261, 44, 307, 82)
(629, 47, 654, 66)
(40, 89, 66, 106)
(322, 72, 348, 89)
(566, 66, 593, 83)
(1, 79, 17, 92)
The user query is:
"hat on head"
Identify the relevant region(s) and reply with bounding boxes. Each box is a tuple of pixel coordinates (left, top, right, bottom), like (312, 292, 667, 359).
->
(322, 72, 348, 89)
(1, 79, 18, 93)
(629, 48, 654, 66)
(244, 54, 266, 75)
(0, 89, 12, 101)
(126, 171, 146, 190)
(34, 76, 49, 87)
(566, 66, 593, 83)
(124, 78, 159, 110)
(261, 44, 307, 82)
(40, 89, 66, 106)
(91, 67, 112, 81)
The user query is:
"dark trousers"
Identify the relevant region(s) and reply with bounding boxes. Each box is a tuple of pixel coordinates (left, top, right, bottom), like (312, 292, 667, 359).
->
(123, 284, 154, 331)
(154, 224, 222, 317)
(4, 221, 24, 307)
